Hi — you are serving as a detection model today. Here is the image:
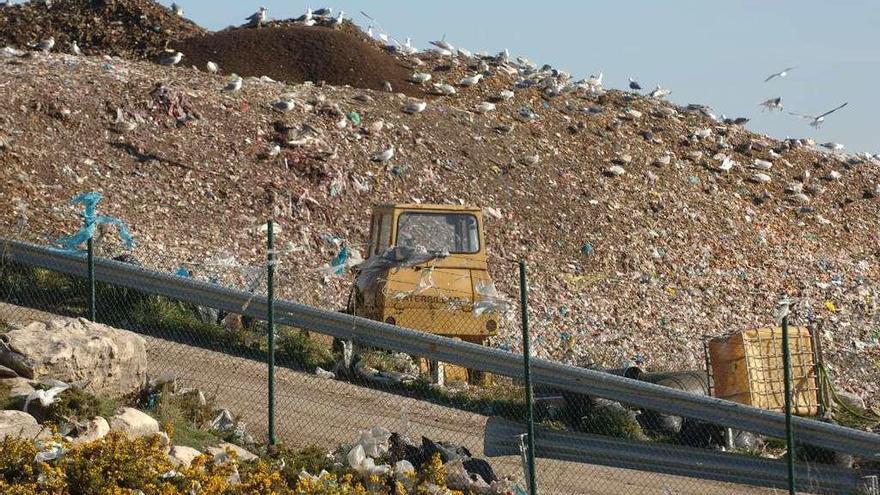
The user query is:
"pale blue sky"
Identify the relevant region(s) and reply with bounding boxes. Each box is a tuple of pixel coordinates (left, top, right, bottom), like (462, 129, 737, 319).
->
(57, 1, 880, 151)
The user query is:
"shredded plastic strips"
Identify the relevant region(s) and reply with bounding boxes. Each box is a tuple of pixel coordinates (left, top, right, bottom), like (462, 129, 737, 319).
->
(55, 192, 135, 252)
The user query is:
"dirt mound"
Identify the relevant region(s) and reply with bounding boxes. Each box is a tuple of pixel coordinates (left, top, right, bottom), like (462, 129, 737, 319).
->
(175, 25, 420, 95)
(0, 0, 204, 58)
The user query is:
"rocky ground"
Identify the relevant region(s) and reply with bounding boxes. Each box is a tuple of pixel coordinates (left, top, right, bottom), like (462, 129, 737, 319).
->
(1, 2, 878, 408)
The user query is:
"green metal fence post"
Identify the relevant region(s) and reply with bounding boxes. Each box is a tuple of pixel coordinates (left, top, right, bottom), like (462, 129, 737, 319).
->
(781, 302, 796, 495)
(519, 260, 538, 495)
(267, 220, 276, 445)
(87, 237, 96, 321)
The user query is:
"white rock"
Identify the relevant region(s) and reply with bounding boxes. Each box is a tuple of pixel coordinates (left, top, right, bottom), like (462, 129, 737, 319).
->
(1, 377, 35, 398)
(72, 416, 110, 444)
(169, 445, 202, 467)
(827, 170, 842, 181)
(0, 410, 48, 439)
(110, 407, 160, 438)
(1, 317, 147, 397)
(207, 442, 258, 463)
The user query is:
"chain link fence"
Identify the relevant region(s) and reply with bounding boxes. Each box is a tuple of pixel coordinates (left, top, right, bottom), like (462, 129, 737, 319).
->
(1, 226, 878, 495)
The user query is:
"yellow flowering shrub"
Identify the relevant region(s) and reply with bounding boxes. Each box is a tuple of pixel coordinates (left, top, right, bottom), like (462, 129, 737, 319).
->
(0, 433, 463, 495)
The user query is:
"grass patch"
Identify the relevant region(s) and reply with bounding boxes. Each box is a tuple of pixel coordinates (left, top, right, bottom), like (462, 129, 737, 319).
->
(269, 444, 341, 486)
(150, 398, 219, 451)
(276, 327, 335, 371)
(0, 381, 15, 410)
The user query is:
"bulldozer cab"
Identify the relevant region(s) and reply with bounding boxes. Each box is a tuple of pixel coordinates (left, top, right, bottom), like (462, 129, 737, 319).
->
(353, 204, 501, 345)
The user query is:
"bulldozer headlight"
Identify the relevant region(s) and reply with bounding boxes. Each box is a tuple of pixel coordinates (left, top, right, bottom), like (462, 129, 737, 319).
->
(385, 316, 396, 325)
(486, 319, 497, 332)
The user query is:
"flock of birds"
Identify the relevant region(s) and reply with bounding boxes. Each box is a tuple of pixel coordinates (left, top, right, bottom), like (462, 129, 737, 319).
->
(12, 2, 870, 158)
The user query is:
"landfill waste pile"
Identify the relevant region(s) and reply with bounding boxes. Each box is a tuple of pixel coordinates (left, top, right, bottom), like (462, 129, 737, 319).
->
(175, 25, 420, 96)
(1, 2, 879, 410)
(0, 0, 204, 58)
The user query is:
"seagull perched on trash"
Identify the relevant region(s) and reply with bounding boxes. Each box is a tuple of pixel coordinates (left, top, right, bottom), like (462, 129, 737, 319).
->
(158, 51, 183, 66)
(760, 97, 783, 112)
(586, 72, 603, 88)
(70, 40, 81, 56)
(37, 37, 55, 52)
(272, 100, 296, 112)
(430, 37, 455, 52)
(409, 72, 431, 84)
(628, 77, 642, 91)
(431, 83, 456, 95)
(329, 11, 345, 28)
(246, 6, 268, 27)
(403, 100, 427, 114)
(459, 74, 483, 87)
(764, 66, 797, 82)
(206, 61, 219, 73)
(371, 145, 395, 162)
(649, 85, 671, 98)
(171, 2, 183, 16)
(224, 74, 243, 92)
(789, 102, 848, 129)
(821, 142, 844, 151)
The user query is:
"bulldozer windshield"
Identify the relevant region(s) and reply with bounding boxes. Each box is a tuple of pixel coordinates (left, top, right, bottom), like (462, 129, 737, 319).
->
(396, 212, 480, 254)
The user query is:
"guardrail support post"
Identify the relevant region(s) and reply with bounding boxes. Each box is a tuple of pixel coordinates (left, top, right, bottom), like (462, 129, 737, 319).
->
(781, 300, 796, 495)
(519, 260, 538, 495)
(267, 220, 276, 445)
(87, 237, 96, 321)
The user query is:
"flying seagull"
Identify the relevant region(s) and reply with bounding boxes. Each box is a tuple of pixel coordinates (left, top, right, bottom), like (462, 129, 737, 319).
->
(789, 102, 848, 129)
(628, 78, 642, 91)
(760, 97, 783, 112)
(764, 66, 797, 82)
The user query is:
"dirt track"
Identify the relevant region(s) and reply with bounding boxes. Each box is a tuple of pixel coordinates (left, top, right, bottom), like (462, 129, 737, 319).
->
(0, 302, 781, 495)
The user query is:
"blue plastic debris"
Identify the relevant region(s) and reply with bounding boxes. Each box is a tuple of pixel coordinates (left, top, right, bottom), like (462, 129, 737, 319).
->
(55, 192, 135, 252)
(331, 246, 350, 276)
(580, 242, 594, 256)
(175, 267, 192, 278)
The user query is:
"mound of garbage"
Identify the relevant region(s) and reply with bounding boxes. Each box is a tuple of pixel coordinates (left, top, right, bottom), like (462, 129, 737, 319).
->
(0, 0, 204, 58)
(1, 3, 879, 409)
(175, 25, 419, 95)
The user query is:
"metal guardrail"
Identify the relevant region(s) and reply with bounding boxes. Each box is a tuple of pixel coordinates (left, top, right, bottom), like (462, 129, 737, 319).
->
(3, 238, 880, 459)
(484, 418, 861, 495)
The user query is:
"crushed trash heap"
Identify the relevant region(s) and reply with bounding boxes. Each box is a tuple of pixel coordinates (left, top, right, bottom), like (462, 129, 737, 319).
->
(1, 1, 879, 408)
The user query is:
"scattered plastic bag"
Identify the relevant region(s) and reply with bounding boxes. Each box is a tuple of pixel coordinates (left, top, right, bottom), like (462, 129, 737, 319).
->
(473, 280, 512, 316)
(315, 367, 335, 379)
(34, 442, 67, 463)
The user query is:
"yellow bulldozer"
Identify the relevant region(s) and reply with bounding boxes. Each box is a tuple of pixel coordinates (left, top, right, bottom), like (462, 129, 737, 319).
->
(346, 203, 507, 383)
